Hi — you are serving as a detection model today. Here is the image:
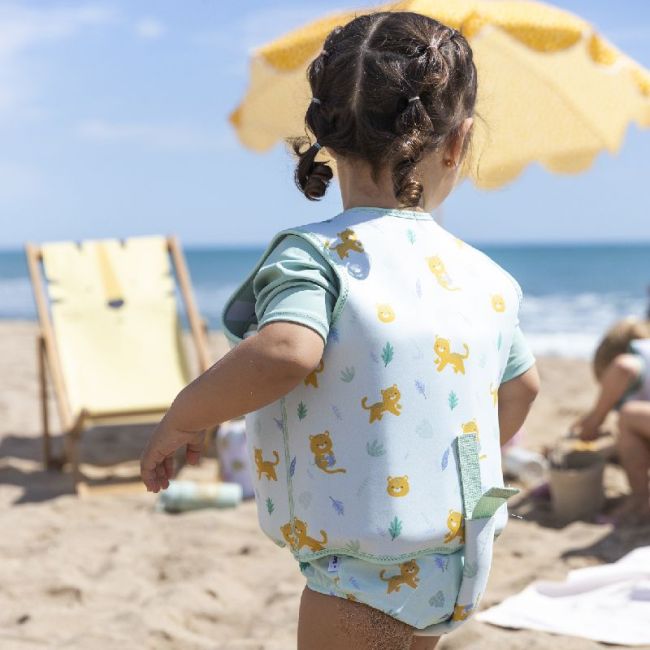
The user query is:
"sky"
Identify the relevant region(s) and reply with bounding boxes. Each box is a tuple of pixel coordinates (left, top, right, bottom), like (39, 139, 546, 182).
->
(0, 0, 648, 249)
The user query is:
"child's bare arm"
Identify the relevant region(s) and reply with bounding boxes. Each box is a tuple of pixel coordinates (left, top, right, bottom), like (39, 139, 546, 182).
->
(498, 365, 540, 446)
(140, 321, 324, 492)
(573, 353, 641, 440)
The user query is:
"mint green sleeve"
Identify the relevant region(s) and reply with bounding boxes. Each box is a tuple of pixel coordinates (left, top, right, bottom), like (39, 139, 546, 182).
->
(501, 325, 536, 384)
(252, 234, 338, 343)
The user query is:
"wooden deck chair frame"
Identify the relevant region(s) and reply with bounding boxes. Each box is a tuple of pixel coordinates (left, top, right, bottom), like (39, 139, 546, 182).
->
(25, 235, 214, 495)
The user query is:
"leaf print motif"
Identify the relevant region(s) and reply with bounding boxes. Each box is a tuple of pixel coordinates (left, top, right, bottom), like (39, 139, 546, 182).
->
(297, 401, 308, 420)
(414, 379, 427, 399)
(407, 228, 416, 244)
(381, 342, 394, 367)
(366, 439, 386, 456)
(329, 496, 345, 516)
(266, 497, 274, 515)
(289, 456, 296, 477)
(328, 326, 340, 344)
(448, 391, 459, 410)
(429, 590, 445, 608)
(344, 539, 361, 554)
(357, 477, 371, 497)
(273, 417, 283, 431)
(434, 556, 449, 572)
(441, 447, 450, 471)
(349, 576, 361, 590)
(463, 561, 478, 578)
(340, 366, 355, 382)
(388, 516, 402, 540)
(331, 405, 343, 421)
(416, 419, 434, 439)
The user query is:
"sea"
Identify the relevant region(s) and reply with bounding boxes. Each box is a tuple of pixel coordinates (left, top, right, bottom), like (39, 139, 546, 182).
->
(1, 244, 648, 359)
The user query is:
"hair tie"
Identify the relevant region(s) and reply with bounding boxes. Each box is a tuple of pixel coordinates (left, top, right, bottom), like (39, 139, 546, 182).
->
(313, 142, 322, 151)
(408, 95, 420, 103)
(311, 97, 322, 105)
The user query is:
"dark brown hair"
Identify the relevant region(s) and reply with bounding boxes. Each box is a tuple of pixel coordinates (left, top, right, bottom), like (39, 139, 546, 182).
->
(291, 11, 478, 206)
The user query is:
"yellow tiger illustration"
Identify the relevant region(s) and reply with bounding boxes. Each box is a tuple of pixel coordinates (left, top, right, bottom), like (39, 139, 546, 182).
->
(490, 383, 499, 407)
(434, 336, 469, 374)
(452, 604, 472, 621)
(426, 256, 461, 291)
(379, 560, 420, 593)
(254, 447, 280, 481)
(491, 294, 506, 312)
(361, 384, 402, 423)
(386, 475, 410, 497)
(329, 228, 364, 259)
(304, 359, 324, 388)
(309, 431, 346, 474)
(461, 419, 480, 441)
(377, 304, 396, 323)
(444, 510, 465, 544)
(294, 518, 328, 551)
(280, 522, 296, 549)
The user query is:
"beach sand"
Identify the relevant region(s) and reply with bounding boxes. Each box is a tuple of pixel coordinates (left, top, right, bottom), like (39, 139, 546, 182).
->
(1, 320, 649, 650)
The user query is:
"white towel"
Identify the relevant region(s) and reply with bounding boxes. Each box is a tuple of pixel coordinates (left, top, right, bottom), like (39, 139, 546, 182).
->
(476, 546, 650, 646)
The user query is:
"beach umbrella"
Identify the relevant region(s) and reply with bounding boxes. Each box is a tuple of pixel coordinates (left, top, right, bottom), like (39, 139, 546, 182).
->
(230, 0, 650, 189)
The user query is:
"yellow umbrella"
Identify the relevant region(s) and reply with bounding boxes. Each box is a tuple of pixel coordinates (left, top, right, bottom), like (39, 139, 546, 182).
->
(230, 0, 650, 189)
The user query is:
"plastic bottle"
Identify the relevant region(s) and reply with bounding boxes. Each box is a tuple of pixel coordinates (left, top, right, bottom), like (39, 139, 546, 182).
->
(156, 480, 243, 513)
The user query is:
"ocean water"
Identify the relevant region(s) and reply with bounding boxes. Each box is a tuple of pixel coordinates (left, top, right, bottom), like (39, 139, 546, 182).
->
(1, 244, 648, 359)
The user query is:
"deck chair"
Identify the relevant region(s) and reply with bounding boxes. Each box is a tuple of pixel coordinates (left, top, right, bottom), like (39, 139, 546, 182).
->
(25, 235, 212, 495)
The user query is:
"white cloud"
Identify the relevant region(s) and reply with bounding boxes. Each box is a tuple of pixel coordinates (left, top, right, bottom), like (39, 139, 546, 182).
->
(135, 17, 165, 41)
(76, 119, 234, 152)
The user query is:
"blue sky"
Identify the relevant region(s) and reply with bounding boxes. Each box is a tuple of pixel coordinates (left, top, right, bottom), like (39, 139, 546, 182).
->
(0, 0, 648, 248)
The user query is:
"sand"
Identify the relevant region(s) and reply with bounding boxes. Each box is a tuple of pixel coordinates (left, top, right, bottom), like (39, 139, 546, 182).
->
(1, 320, 649, 650)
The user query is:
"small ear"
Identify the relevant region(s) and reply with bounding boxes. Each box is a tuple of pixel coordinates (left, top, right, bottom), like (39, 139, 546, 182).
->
(324, 430, 329, 436)
(388, 476, 392, 481)
(309, 435, 314, 440)
(404, 475, 408, 480)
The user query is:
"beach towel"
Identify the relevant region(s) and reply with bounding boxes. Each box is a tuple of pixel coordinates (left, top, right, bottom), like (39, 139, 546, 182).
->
(476, 545, 650, 645)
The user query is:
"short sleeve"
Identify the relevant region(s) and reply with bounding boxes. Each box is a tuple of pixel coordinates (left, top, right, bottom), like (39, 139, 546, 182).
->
(500, 325, 536, 384)
(252, 234, 339, 343)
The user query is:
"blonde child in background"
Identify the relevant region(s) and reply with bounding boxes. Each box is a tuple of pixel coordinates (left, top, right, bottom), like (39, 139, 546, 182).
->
(573, 318, 650, 524)
(141, 12, 539, 650)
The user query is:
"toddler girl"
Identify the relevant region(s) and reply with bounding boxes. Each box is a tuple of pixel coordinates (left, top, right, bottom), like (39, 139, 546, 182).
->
(573, 317, 650, 524)
(141, 12, 539, 650)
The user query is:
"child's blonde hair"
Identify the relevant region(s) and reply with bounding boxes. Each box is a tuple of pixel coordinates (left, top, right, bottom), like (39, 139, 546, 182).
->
(593, 317, 650, 380)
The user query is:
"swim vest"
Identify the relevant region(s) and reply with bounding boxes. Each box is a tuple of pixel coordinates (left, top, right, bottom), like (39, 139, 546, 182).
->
(222, 208, 520, 565)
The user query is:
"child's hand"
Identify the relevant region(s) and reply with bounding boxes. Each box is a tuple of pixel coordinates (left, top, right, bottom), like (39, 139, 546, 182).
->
(571, 413, 601, 441)
(140, 416, 205, 492)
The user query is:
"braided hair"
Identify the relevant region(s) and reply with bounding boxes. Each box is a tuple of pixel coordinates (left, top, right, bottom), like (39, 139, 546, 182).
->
(292, 12, 477, 206)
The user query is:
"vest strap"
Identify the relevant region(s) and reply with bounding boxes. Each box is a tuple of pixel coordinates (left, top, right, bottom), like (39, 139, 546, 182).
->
(456, 433, 519, 520)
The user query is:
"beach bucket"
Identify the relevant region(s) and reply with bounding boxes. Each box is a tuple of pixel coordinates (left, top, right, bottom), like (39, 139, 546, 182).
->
(549, 451, 605, 523)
